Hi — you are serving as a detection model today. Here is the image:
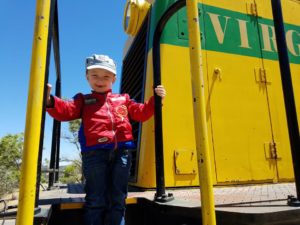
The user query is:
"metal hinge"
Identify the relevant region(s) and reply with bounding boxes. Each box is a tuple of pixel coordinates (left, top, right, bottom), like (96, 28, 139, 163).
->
(247, 2, 258, 16)
(264, 142, 280, 160)
(270, 142, 277, 159)
(255, 67, 271, 84)
(260, 68, 267, 83)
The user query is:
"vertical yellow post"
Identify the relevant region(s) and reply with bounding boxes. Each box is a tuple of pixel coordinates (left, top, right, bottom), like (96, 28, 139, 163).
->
(16, 0, 51, 224)
(186, 0, 216, 224)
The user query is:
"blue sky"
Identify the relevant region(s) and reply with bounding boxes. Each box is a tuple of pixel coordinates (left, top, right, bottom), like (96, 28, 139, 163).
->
(0, 1, 128, 161)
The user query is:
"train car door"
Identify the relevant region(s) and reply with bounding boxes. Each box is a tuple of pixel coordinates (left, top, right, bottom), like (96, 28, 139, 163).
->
(201, 0, 278, 183)
(254, 0, 300, 181)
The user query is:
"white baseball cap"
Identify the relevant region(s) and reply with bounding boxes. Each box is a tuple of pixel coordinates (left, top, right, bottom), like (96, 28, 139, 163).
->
(86, 54, 117, 75)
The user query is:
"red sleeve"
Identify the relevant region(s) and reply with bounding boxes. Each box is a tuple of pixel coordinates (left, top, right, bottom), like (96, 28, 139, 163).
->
(46, 94, 83, 121)
(127, 95, 155, 122)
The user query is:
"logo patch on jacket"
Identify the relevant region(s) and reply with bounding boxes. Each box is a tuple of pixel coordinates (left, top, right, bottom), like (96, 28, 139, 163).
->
(115, 105, 128, 118)
(84, 98, 97, 105)
(98, 137, 108, 143)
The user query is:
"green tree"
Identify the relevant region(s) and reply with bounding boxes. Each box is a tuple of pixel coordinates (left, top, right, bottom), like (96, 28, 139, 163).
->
(63, 119, 81, 152)
(0, 133, 23, 196)
(61, 119, 83, 183)
(60, 164, 81, 184)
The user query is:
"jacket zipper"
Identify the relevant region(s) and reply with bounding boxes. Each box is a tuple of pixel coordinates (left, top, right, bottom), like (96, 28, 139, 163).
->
(106, 97, 118, 150)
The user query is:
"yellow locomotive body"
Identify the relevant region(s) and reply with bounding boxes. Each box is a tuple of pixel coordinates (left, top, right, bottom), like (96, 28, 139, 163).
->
(122, 0, 300, 188)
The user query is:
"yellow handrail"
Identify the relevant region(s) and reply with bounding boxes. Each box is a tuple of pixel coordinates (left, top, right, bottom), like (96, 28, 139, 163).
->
(186, 0, 217, 224)
(16, 0, 51, 224)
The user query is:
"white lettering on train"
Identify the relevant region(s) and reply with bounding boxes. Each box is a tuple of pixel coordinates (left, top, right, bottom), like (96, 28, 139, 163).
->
(207, 12, 231, 44)
(206, 11, 299, 58)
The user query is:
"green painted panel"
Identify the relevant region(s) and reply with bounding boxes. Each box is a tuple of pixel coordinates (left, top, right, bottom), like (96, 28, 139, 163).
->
(148, 2, 300, 64)
(201, 5, 261, 59)
(148, 0, 186, 50)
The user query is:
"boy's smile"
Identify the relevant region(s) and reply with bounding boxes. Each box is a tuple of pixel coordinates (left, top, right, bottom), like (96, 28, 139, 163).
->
(86, 68, 116, 93)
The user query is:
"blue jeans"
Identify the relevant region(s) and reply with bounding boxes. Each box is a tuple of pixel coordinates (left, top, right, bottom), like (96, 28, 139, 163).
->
(82, 149, 132, 225)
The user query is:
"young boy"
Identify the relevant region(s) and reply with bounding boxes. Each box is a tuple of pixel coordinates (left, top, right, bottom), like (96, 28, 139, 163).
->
(46, 54, 166, 225)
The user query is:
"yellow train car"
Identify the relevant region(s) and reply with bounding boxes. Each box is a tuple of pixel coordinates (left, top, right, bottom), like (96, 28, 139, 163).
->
(14, 0, 300, 224)
(121, 0, 300, 188)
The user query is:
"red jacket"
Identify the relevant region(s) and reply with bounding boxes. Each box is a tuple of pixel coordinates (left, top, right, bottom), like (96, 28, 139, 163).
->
(46, 90, 154, 152)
